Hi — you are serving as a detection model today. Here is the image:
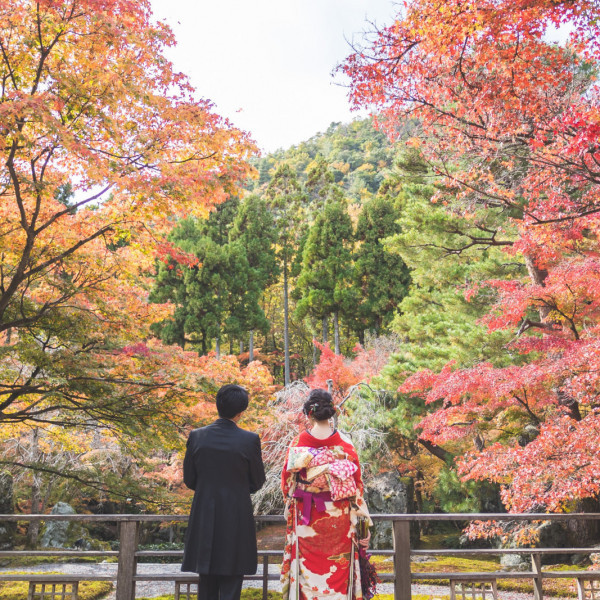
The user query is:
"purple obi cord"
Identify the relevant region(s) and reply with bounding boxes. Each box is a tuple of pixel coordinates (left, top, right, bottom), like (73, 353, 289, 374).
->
(293, 489, 332, 525)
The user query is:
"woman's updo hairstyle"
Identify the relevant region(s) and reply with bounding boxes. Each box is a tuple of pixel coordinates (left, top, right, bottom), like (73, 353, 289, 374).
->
(303, 388, 336, 421)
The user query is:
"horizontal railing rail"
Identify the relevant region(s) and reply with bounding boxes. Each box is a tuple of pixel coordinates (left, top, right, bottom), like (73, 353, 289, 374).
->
(1, 513, 599, 600)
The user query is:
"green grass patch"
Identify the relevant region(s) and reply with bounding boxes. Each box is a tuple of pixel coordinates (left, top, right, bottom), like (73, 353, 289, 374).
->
(412, 555, 499, 575)
(1, 554, 117, 567)
(418, 534, 463, 550)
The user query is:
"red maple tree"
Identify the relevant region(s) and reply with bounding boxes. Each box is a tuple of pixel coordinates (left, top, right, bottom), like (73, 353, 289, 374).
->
(344, 0, 600, 512)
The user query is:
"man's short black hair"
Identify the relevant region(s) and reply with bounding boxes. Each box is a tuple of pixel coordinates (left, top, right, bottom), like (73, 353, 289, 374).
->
(216, 384, 249, 419)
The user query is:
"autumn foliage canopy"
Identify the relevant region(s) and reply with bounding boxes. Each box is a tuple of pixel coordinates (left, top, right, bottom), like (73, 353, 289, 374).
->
(0, 0, 267, 506)
(344, 0, 600, 511)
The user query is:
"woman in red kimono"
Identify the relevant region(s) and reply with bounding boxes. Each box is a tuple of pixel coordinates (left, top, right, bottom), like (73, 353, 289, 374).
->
(280, 388, 372, 600)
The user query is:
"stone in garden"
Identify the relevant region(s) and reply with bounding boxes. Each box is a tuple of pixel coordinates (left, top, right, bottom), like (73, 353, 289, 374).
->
(498, 517, 600, 568)
(364, 472, 419, 549)
(40, 502, 99, 550)
(499, 552, 530, 570)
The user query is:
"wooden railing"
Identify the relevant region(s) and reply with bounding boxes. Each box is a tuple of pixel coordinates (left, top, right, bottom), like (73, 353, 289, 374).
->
(1, 513, 600, 600)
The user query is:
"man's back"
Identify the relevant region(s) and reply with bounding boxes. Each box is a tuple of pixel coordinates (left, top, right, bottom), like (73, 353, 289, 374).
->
(182, 417, 266, 576)
(183, 419, 264, 495)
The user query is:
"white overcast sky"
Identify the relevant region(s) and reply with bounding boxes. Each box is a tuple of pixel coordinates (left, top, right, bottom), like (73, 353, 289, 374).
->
(150, 0, 397, 154)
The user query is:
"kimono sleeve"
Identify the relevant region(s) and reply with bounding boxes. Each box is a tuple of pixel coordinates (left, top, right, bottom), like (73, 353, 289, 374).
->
(343, 437, 373, 524)
(281, 435, 300, 498)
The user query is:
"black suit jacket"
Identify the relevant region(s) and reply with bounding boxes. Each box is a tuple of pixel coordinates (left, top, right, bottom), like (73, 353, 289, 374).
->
(181, 418, 266, 575)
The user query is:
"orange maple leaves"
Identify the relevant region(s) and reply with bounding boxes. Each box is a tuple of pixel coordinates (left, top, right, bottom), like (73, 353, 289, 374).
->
(0, 0, 261, 505)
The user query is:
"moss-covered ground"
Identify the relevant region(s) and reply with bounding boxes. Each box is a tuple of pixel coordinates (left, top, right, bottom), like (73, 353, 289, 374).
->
(0, 573, 112, 600)
(369, 534, 587, 598)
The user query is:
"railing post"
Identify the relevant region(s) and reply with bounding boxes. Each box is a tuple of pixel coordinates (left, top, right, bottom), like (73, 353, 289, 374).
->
(393, 519, 411, 600)
(116, 520, 139, 600)
(262, 554, 269, 600)
(531, 552, 543, 600)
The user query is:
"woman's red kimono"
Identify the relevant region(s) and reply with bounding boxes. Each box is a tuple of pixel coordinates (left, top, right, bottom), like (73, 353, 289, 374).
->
(280, 430, 371, 600)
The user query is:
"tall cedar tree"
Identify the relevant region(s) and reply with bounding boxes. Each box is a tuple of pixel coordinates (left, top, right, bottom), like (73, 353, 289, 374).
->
(150, 217, 233, 355)
(151, 197, 274, 356)
(353, 195, 411, 339)
(296, 195, 354, 355)
(229, 195, 278, 357)
(303, 158, 338, 342)
(264, 165, 307, 384)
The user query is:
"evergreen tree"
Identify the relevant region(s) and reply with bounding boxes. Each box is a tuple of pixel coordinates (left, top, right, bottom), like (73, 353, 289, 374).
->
(229, 195, 278, 359)
(150, 219, 231, 355)
(295, 194, 354, 354)
(384, 150, 520, 375)
(150, 197, 262, 356)
(305, 155, 335, 217)
(203, 196, 240, 245)
(370, 151, 522, 506)
(263, 164, 307, 384)
(353, 194, 411, 339)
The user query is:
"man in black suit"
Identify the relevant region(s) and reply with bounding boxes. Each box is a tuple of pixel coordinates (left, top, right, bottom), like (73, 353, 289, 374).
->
(182, 384, 266, 600)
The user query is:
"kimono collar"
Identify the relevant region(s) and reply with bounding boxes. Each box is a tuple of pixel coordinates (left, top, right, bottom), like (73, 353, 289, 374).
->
(298, 429, 342, 448)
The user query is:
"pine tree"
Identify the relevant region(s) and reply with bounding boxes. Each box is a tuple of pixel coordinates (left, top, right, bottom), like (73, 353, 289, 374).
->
(149, 216, 232, 355)
(305, 155, 335, 217)
(150, 199, 260, 356)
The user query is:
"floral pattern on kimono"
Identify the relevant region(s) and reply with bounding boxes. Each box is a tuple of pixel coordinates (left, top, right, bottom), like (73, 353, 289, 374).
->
(280, 430, 372, 600)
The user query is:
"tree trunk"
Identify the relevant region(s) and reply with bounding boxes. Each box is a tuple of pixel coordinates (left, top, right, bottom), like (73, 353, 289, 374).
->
(525, 255, 550, 320)
(215, 336, 221, 359)
(414, 470, 425, 514)
(358, 329, 365, 346)
(322, 316, 328, 344)
(239, 340, 244, 354)
(41, 477, 55, 515)
(417, 437, 454, 464)
(229, 337, 233, 355)
(283, 257, 290, 386)
(333, 312, 340, 355)
(249, 330, 254, 362)
(27, 428, 41, 548)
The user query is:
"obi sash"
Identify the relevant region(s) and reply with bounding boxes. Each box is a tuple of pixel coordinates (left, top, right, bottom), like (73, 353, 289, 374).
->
(292, 488, 332, 525)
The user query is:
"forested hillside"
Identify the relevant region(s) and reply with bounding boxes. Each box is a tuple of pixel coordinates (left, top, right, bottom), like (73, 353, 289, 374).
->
(249, 119, 398, 201)
(151, 117, 410, 383)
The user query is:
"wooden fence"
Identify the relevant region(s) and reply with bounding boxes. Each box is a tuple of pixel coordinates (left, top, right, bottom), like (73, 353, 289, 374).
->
(1, 513, 600, 600)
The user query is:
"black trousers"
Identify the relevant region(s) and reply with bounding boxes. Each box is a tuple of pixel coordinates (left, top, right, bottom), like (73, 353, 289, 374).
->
(197, 574, 244, 600)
